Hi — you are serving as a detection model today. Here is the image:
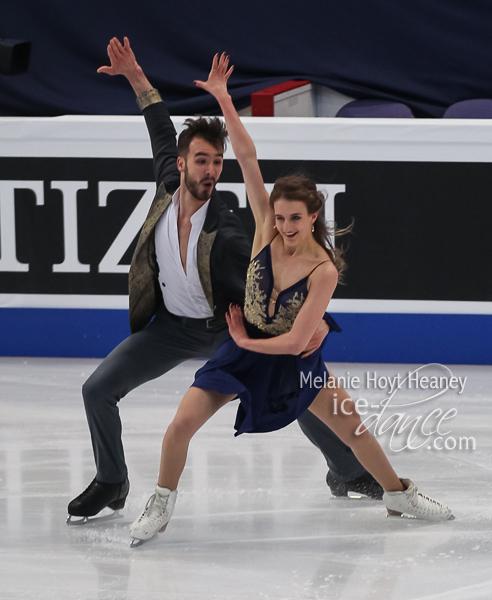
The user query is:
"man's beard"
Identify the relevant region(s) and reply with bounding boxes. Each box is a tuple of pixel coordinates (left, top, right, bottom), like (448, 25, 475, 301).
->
(184, 167, 215, 202)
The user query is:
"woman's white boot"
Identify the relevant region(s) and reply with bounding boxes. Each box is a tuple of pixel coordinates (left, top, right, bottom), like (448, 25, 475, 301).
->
(130, 485, 178, 544)
(384, 479, 453, 520)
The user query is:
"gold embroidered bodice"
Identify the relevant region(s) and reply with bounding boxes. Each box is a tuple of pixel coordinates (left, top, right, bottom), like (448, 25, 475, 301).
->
(244, 243, 312, 336)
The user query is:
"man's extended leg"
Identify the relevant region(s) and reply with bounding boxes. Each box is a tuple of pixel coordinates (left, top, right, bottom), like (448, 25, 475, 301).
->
(68, 306, 228, 518)
(297, 410, 367, 480)
(297, 370, 384, 500)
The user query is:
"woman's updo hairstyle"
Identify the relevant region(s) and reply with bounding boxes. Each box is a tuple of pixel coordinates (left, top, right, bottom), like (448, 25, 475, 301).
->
(270, 174, 351, 282)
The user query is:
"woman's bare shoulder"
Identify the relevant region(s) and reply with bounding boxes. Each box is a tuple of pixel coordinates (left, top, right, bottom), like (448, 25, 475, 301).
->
(308, 256, 338, 286)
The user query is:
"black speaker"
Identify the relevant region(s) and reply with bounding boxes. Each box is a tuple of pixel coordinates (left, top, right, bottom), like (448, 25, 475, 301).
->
(0, 39, 31, 75)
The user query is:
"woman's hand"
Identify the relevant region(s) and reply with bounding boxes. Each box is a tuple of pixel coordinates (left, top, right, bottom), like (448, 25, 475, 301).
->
(225, 304, 249, 348)
(194, 52, 234, 100)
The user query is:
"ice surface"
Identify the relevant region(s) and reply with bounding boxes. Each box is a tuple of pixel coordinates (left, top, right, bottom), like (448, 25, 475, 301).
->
(0, 358, 490, 599)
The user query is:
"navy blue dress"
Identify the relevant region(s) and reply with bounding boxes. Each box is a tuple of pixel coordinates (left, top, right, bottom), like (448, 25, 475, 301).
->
(192, 242, 336, 436)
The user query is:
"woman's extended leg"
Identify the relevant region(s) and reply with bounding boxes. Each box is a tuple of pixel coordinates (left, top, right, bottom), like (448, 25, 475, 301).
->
(307, 372, 404, 492)
(307, 372, 453, 520)
(158, 387, 237, 490)
(130, 387, 236, 543)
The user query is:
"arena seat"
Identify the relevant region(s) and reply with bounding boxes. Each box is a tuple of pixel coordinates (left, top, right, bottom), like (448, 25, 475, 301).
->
(443, 99, 492, 118)
(336, 99, 413, 118)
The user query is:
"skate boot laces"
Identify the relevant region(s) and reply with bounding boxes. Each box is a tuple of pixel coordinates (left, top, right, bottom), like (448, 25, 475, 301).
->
(384, 479, 453, 520)
(137, 492, 169, 526)
(408, 485, 451, 518)
(130, 487, 177, 543)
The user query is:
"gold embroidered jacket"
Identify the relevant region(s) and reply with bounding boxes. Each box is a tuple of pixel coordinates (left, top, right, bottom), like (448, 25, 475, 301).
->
(128, 98, 251, 333)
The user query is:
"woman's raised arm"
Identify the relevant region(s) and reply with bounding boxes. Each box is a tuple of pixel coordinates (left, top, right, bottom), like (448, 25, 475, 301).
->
(195, 54, 274, 251)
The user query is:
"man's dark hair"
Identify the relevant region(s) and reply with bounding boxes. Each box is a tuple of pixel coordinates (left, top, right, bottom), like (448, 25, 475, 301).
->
(177, 117, 228, 157)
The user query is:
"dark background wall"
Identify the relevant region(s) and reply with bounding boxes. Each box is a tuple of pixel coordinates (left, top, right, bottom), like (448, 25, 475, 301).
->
(1, 0, 492, 117)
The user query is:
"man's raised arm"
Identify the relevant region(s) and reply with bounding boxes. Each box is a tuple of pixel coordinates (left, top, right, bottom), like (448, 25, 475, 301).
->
(98, 37, 179, 191)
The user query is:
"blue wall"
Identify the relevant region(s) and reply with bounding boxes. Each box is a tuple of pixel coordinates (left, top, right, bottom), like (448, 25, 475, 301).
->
(1, 308, 489, 364)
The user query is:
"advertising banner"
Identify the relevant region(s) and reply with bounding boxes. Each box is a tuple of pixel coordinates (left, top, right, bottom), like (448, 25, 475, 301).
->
(1, 117, 491, 362)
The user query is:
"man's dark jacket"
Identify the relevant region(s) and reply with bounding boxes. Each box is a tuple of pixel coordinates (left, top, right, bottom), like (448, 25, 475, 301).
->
(128, 98, 251, 333)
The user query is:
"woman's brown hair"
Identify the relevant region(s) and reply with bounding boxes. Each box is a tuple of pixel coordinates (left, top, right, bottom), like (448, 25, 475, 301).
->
(269, 174, 352, 283)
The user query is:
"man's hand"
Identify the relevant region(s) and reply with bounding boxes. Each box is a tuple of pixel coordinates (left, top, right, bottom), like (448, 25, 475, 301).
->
(300, 319, 330, 358)
(97, 37, 152, 96)
(194, 52, 234, 100)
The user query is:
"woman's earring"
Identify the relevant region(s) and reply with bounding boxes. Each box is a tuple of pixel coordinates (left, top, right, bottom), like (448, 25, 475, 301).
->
(311, 225, 315, 233)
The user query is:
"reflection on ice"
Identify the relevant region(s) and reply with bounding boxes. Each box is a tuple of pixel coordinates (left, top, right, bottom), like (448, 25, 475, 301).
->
(0, 358, 491, 599)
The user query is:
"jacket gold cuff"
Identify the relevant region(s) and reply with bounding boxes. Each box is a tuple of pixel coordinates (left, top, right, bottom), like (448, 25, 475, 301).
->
(136, 88, 162, 111)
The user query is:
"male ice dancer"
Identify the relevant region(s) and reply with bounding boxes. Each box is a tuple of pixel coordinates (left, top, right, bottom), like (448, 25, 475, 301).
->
(67, 38, 381, 522)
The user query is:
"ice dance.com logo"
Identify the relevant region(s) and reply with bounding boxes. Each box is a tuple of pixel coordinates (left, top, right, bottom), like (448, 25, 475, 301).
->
(300, 363, 476, 452)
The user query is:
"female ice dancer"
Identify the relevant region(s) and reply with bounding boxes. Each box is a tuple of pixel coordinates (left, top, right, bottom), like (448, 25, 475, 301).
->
(130, 54, 453, 544)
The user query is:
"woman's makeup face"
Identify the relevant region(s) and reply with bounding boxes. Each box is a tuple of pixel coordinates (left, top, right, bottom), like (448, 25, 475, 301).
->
(274, 199, 315, 246)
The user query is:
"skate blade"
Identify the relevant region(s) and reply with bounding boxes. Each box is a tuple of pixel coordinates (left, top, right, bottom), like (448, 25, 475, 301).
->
(130, 523, 168, 548)
(347, 492, 383, 500)
(130, 533, 160, 548)
(331, 493, 381, 502)
(386, 509, 417, 519)
(331, 490, 383, 501)
(66, 510, 123, 526)
(386, 509, 455, 521)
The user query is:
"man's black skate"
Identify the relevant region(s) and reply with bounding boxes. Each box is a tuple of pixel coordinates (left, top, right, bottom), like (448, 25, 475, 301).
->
(67, 477, 129, 524)
(326, 471, 383, 500)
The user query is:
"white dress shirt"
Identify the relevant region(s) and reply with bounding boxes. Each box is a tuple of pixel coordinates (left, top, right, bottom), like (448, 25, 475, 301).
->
(154, 189, 214, 318)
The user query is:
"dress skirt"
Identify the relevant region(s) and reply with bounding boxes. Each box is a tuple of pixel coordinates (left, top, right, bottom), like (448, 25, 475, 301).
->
(191, 332, 329, 436)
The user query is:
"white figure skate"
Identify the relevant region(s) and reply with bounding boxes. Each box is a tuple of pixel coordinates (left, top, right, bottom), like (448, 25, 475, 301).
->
(384, 479, 454, 520)
(130, 485, 177, 547)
